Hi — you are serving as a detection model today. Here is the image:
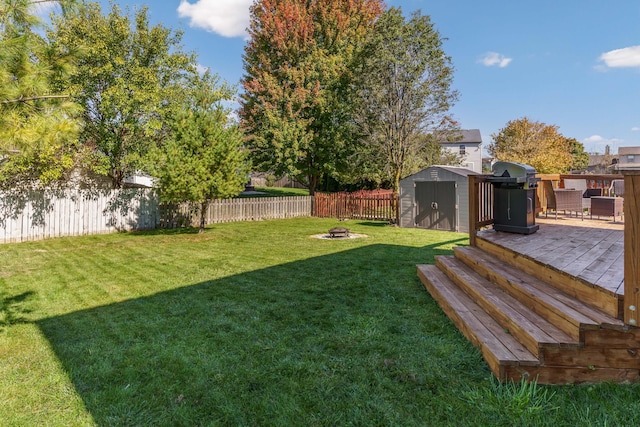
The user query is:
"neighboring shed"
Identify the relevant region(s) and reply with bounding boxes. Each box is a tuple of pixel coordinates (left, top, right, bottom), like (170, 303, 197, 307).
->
(399, 166, 479, 233)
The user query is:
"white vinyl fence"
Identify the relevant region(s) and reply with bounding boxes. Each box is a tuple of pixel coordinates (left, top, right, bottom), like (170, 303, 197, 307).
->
(0, 189, 312, 244)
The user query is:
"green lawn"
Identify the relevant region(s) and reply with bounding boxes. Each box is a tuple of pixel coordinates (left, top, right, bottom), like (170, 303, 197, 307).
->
(1, 218, 639, 426)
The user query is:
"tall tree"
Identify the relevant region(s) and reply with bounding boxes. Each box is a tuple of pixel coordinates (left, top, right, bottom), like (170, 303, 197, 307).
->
(567, 137, 589, 172)
(489, 117, 574, 174)
(353, 8, 459, 197)
(240, 0, 384, 194)
(149, 73, 249, 232)
(49, 2, 197, 188)
(0, 0, 80, 187)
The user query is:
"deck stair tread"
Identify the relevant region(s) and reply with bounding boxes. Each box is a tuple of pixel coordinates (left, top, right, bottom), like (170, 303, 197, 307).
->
(417, 235, 640, 384)
(454, 246, 625, 332)
(435, 256, 578, 355)
(475, 233, 622, 318)
(417, 264, 540, 372)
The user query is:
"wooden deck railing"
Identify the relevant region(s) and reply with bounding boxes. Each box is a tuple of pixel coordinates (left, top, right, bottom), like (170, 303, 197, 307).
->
(468, 174, 494, 247)
(469, 170, 640, 326)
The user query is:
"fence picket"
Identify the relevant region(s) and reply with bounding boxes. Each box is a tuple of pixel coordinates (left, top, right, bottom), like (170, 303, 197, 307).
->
(0, 190, 314, 243)
(313, 190, 394, 221)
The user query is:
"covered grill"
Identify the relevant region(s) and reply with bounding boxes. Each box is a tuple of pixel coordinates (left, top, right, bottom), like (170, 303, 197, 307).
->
(486, 161, 539, 234)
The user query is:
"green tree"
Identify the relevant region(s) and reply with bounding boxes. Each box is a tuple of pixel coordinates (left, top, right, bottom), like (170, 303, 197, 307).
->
(489, 117, 573, 174)
(0, 0, 80, 187)
(240, 0, 384, 194)
(342, 132, 462, 189)
(49, 2, 197, 188)
(353, 8, 459, 196)
(149, 73, 249, 233)
(567, 137, 589, 172)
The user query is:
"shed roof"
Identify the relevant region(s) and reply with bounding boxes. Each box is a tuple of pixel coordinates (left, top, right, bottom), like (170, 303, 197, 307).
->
(401, 165, 479, 182)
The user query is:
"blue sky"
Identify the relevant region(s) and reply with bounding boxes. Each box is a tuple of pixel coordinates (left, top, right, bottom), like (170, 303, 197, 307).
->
(85, 0, 640, 155)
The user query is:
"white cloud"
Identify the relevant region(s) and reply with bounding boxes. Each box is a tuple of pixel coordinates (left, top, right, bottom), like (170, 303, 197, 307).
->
(177, 0, 252, 38)
(632, 127, 640, 132)
(478, 52, 512, 68)
(582, 135, 624, 153)
(598, 46, 640, 68)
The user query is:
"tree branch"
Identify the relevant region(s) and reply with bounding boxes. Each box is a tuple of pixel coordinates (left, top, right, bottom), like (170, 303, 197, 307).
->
(0, 94, 70, 105)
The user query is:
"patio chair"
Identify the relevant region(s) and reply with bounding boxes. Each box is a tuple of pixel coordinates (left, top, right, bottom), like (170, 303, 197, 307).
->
(547, 189, 584, 220)
(563, 178, 602, 211)
(608, 179, 624, 197)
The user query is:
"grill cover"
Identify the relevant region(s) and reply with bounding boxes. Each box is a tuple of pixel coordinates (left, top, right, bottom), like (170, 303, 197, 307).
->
(489, 161, 538, 188)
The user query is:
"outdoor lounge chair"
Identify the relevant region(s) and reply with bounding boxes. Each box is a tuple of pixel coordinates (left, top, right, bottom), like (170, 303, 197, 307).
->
(563, 178, 602, 211)
(547, 189, 584, 219)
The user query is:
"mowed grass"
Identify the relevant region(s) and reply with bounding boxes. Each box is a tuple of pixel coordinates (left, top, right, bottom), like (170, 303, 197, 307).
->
(1, 217, 640, 426)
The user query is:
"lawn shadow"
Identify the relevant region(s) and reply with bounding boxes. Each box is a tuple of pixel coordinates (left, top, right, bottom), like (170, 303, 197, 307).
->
(0, 290, 36, 331)
(36, 240, 467, 425)
(351, 221, 392, 227)
(129, 226, 202, 236)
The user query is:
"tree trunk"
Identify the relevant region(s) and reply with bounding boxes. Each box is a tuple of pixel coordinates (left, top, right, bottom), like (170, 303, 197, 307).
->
(308, 174, 318, 196)
(112, 169, 124, 189)
(199, 201, 208, 233)
(392, 168, 402, 225)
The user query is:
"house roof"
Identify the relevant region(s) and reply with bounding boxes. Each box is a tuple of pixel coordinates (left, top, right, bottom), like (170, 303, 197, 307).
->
(439, 129, 482, 144)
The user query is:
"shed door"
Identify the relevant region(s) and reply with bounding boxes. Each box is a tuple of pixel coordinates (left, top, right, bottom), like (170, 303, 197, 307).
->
(415, 181, 456, 231)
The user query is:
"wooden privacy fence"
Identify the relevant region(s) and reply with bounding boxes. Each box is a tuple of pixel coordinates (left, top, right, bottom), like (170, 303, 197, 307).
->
(0, 190, 313, 243)
(0, 188, 161, 243)
(314, 189, 395, 221)
(160, 196, 313, 228)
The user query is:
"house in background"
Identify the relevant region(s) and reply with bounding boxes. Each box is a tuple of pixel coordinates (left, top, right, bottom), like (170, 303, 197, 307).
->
(615, 146, 640, 172)
(586, 153, 618, 174)
(439, 129, 483, 173)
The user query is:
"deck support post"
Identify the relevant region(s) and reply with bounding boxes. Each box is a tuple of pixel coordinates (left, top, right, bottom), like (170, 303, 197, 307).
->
(623, 171, 640, 326)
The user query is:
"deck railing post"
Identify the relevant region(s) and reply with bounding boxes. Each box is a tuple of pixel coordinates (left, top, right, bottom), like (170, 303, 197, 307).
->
(469, 175, 478, 247)
(623, 170, 640, 326)
(468, 174, 495, 247)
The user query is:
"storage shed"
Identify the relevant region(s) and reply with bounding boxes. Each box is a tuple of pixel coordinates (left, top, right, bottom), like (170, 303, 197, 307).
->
(399, 166, 479, 233)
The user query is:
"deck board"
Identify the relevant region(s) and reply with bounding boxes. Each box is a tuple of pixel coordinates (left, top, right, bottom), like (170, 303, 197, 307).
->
(477, 217, 624, 296)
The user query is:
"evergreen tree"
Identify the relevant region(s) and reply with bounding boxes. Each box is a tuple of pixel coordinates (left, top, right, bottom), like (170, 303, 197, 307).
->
(0, 0, 80, 187)
(149, 73, 249, 232)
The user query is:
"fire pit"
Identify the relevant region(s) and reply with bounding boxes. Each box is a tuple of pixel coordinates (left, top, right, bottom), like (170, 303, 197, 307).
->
(328, 227, 350, 238)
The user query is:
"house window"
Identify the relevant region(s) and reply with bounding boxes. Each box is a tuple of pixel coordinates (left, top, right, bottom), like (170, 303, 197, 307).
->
(459, 144, 466, 155)
(628, 154, 635, 162)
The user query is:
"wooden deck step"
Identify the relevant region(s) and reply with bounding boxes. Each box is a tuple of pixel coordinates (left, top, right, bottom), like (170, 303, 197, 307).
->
(418, 262, 640, 383)
(453, 246, 626, 341)
(416, 264, 539, 380)
(435, 256, 578, 356)
(474, 235, 622, 318)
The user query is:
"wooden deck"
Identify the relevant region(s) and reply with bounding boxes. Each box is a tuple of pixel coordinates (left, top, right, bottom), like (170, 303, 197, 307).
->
(478, 217, 624, 295)
(417, 214, 640, 384)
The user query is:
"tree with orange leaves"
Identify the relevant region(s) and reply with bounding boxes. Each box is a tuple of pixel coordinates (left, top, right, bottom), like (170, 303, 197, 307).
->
(240, 0, 384, 194)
